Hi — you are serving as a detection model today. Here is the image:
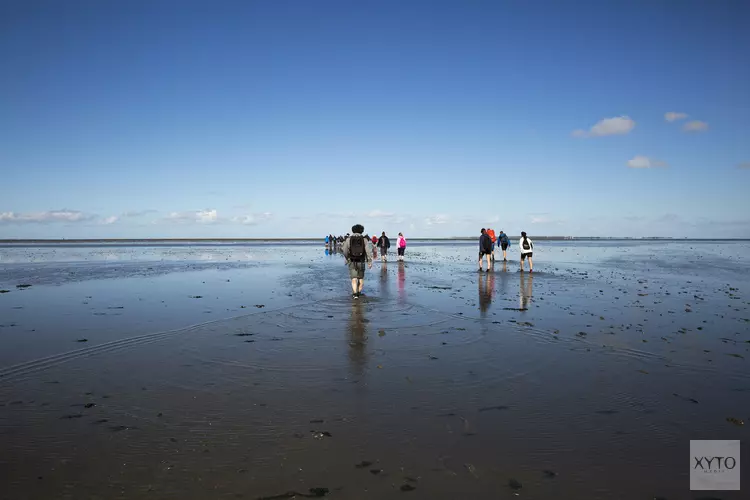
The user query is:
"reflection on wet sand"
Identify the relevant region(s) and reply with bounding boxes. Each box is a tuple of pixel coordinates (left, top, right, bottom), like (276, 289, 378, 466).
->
(380, 262, 389, 299)
(520, 272, 533, 310)
(347, 299, 368, 380)
(397, 261, 406, 303)
(478, 271, 495, 316)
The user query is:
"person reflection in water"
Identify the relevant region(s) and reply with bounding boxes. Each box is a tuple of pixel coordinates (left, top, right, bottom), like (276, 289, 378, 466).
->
(519, 272, 534, 311)
(478, 271, 495, 316)
(348, 299, 368, 380)
(398, 261, 406, 303)
(380, 260, 390, 299)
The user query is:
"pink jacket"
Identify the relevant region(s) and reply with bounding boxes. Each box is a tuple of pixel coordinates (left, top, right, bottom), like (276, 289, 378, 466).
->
(398, 236, 406, 248)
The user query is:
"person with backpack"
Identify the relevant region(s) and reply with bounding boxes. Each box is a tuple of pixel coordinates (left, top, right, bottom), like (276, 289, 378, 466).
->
(342, 224, 373, 298)
(479, 228, 493, 272)
(498, 230, 510, 261)
(487, 228, 497, 261)
(377, 231, 391, 262)
(397, 232, 407, 261)
(519, 231, 534, 272)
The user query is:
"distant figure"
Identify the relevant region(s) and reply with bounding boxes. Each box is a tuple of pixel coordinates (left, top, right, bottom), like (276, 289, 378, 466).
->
(372, 235, 378, 245)
(325, 235, 330, 246)
(397, 232, 407, 261)
(342, 224, 373, 299)
(519, 231, 534, 272)
(498, 230, 510, 261)
(478, 228, 493, 272)
(377, 231, 391, 262)
(487, 228, 497, 261)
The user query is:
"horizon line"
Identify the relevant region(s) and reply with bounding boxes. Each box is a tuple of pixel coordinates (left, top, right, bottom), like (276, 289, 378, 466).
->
(1, 237, 747, 244)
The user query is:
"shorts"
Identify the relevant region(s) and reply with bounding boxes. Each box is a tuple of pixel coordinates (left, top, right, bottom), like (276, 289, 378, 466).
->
(501, 243, 508, 251)
(398, 247, 405, 256)
(348, 261, 366, 279)
(479, 251, 491, 258)
(521, 252, 533, 260)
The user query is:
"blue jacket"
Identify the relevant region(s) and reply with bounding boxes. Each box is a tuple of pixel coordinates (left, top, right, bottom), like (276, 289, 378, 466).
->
(498, 232, 510, 245)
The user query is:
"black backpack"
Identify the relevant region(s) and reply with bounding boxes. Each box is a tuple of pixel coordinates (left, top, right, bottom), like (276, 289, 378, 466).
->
(349, 235, 366, 262)
(522, 237, 531, 250)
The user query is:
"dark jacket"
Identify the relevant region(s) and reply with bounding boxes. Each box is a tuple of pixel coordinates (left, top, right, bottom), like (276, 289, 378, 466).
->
(377, 235, 391, 250)
(498, 232, 510, 246)
(479, 233, 493, 253)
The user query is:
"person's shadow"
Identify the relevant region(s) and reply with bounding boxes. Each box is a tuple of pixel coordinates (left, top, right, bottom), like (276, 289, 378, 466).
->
(519, 273, 534, 311)
(478, 271, 495, 316)
(348, 299, 368, 380)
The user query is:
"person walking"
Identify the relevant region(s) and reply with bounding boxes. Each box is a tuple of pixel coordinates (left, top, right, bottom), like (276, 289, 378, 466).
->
(478, 228, 493, 272)
(487, 228, 497, 262)
(519, 231, 534, 272)
(342, 224, 373, 298)
(377, 231, 391, 262)
(498, 230, 510, 261)
(397, 232, 407, 261)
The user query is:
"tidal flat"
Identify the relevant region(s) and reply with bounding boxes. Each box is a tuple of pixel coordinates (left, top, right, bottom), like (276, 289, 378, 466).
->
(1, 240, 748, 499)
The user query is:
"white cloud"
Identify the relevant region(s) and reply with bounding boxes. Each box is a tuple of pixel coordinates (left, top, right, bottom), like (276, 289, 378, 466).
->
(231, 212, 273, 225)
(0, 209, 95, 224)
(121, 209, 157, 218)
(683, 120, 708, 132)
(572, 116, 636, 138)
(425, 214, 449, 225)
(196, 209, 218, 223)
(166, 209, 220, 224)
(627, 156, 668, 169)
(103, 216, 119, 225)
(665, 112, 688, 122)
(738, 162, 750, 169)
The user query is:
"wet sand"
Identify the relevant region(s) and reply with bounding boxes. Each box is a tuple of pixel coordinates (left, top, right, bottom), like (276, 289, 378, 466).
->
(1, 241, 749, 499)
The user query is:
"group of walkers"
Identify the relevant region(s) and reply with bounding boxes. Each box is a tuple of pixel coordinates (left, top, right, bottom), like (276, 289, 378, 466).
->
(479, 228, 533, 273)
(329, 224, 536, 299)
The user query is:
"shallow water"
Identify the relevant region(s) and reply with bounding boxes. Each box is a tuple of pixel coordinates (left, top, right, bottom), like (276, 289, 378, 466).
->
(1, 241, 749, 499)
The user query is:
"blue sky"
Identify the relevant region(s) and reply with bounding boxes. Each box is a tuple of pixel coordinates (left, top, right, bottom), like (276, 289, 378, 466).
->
(1, 0, 748, 239)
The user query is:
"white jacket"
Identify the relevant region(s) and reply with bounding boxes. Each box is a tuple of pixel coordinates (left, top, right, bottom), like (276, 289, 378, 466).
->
(519, 237, 534, 254)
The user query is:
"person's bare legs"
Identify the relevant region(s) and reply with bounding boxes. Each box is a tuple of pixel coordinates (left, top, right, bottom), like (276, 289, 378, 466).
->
(520, 256, 525, 271)
(478, 255, 484, 271)
(485, 254, 492, 271)
(502, 249, 507, 261)
(528, 257, 533, 272)
(351, 278, 358, 294)
(357, 279, 364, 294)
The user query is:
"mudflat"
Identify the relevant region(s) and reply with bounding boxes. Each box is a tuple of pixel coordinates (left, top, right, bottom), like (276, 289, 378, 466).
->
(1, 241, 748, 499)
